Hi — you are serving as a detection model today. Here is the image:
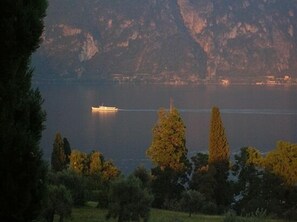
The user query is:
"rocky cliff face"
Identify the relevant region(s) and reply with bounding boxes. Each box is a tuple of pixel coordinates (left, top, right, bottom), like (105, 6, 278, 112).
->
(33, 0, 297, 82)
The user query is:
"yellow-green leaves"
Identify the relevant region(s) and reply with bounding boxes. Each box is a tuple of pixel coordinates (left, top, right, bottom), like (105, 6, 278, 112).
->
(208, 106, 230, 164)
(147, 108, 188, 172)
(247, 141, 297, 186)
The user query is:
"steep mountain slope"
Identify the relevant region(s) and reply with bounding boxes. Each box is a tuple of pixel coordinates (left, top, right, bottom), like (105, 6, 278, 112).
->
(33, 0, 297, 82)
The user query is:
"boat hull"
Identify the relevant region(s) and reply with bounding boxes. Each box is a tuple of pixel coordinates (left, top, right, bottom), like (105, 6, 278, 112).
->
(92, 106, 118, 112)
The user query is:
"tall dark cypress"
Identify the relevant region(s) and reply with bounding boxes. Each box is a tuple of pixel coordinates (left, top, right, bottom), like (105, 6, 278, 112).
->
(51, 133, 66, 172)
(208, 106, 231, 209)
(0, 1, 48, 221)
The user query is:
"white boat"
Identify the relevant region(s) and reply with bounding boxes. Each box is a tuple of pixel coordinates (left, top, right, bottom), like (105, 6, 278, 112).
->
(92, 105, 118, 112)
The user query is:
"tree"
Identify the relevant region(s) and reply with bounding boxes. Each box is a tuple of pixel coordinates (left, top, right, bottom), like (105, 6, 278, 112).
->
(150, 166, 186, 208)
(48, 170, 86, 207)
(88, 150, 104, 175)
(101, 160, 121, 182)
(133, 165, 152, 189)
(51, 133, 66, 172)
(209, 106, 230, 164)
(232, 147, 265, 214)
(69, 150, 88, 175)
(246, 142, 297, 217)
(147, 107, 190, 172)
(43, 185, 72, 222)
(0, 0, 48, 221)
(190, 164, 216, 203)
(180, 190, 205, 217)
(191, 152, 209, 172)
(146, 106, 190, 208)
(63, 137, 71, 166)
(261, 141, 297, 186)
(208, 106, 231, 209)
(106, 176, 153, 222)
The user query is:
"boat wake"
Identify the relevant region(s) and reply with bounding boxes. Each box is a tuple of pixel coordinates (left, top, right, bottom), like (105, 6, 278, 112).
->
(119, 108, 297, 115)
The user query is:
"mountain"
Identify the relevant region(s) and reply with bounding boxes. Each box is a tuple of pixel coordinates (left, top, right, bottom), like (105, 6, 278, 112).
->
(33, 0, 297, 83)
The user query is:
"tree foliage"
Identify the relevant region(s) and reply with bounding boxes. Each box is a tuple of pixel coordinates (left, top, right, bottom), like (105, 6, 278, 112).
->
(208, 106, 231, 209)
(147, 107, 189, 172)
(51, 133, 66, 172)
(51, 133, 72, 172)
(208, 106, 230, 164)
(88, 151, 104, 175)
(106, 176, 153, 222)
(42, 185, 72, 222)
(133, 165, 152, 189)
(47, 170, 86, 207)
(0, 0, 48, 221)
(180, 190, 205, 217)
(69, 150, 88, 175)
(232, 147, 266, 214)
(262, 141, 297, 186)
(191, 152, 209, 172)
(150, 166, 186, 208)
(233, 145, 297, 218)
(190, 164, 216, 202)
(101, 160, 121, 182)
(63, 137, 71, 166)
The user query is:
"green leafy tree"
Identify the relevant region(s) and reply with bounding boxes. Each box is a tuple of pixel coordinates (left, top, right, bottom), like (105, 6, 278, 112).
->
(190, 164, 216, 203)
(191, 152, 209, 172)
(190, 153, 216, 201)
(147, 107, 190, 172)
(48, 170, 86, 207)
(43, 185, 72, 222)
(150, 166, 185, 208)
(51, 133, 66, 172)
(133, 165, 152, 189)
(208, 106, 231, 209)
(0, 0, 48, 221)
(106, 176, 153, 222)
(180, 190, 206, 217)
(232, 147, 265, 214)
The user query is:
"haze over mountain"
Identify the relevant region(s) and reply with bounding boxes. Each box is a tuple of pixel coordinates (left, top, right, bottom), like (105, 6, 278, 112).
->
(33, 0, 297, 83)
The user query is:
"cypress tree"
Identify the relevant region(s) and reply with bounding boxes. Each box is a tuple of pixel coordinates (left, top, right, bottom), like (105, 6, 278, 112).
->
(51, 133, 66, 172)
(0, 0, 48, 221)
(209, 106, 230, 164)
(208, 106, 231, 209)
(63, 137, 71, 165)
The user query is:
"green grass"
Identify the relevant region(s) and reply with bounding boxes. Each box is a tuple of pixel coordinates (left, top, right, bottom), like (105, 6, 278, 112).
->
(52, 202, 285, 222)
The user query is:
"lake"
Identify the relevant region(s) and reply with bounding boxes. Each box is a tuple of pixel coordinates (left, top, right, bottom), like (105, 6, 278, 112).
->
(38, 83, 297, 174)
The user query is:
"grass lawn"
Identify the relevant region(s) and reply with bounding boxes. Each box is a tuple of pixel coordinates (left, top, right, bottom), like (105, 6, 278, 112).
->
(53, 202, 285, 222)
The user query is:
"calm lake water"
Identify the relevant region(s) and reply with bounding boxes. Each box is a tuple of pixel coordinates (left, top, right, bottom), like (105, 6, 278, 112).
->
(38, 84, 297, 174)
